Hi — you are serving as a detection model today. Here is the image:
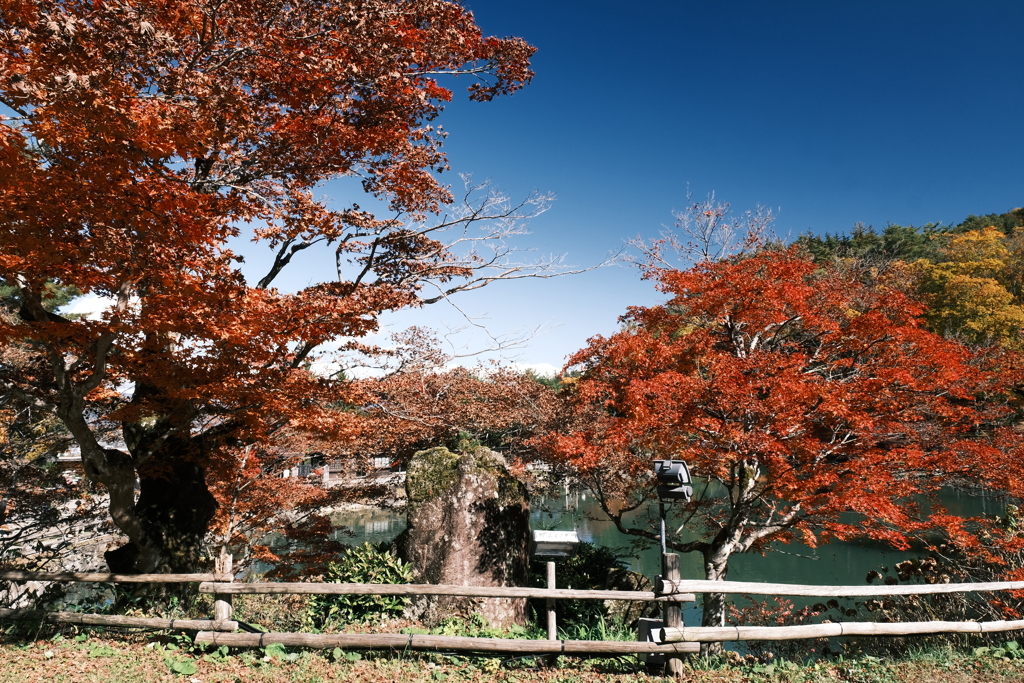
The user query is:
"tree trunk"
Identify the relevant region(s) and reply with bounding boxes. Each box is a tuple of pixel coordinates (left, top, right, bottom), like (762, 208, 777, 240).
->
(103, 434, 217, 574)
(699, 544, 731, 657)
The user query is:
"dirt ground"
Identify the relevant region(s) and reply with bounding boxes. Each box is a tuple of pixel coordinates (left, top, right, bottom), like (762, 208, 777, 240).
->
(2, 631, 1024, 683)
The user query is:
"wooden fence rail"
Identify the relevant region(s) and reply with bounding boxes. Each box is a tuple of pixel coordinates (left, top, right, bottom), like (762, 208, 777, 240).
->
(653, 577, 1024, 644)
(0, 607, 236, 632)
(5, 567, 1024, 648)
(660, 619, 1024, 643)
(195, 630, 697, 655)
(0, 570, 231, 583)
(197, 581, 696, 602)
(0, 568, 238, 632)
(657, 578, 1024, 598)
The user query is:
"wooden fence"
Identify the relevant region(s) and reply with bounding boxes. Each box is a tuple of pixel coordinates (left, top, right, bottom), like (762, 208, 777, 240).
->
(654, 577, 1024, 644)
(0, 570, 239, 633)
(3, 567, 1024, 656)
(0, 567, 699, 656)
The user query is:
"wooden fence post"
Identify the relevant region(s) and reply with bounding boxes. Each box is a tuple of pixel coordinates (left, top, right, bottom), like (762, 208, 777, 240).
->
(545, 560, 558, 667)
(662, 553, 683, 677)
(214, 553, 233, 628)
(546, 561, 557, 640)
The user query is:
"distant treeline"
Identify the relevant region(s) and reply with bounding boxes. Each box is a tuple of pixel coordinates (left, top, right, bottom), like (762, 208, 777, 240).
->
(796, 207, 1024, 347)
(796, 208, 1024, 265)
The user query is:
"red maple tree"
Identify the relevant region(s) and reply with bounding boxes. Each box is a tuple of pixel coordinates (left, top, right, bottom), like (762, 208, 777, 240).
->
(548, 249, 1024, 630)
(196, 326, 560, 578)
(0, 0, 539, 572)
(353, 328, 561, 466)
(202, 348, 561, 577)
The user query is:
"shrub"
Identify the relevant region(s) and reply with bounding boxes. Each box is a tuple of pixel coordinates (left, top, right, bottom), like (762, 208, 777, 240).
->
(727, 595, 828, 660)
(304, 542, 413, 629)
(234, 591, 311, 632)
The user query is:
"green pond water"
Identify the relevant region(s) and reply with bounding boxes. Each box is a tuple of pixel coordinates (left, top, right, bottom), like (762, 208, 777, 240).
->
(328, 487, 1006, 627)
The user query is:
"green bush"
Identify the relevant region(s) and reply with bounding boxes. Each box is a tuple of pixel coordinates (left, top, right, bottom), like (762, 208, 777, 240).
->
(304, 542, 413, 629)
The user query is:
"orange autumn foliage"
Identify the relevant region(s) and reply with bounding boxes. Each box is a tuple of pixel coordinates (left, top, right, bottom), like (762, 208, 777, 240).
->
(0, 0, 534, 572)
(548, 249, 1024, 627)
(357, 365, 560, 465)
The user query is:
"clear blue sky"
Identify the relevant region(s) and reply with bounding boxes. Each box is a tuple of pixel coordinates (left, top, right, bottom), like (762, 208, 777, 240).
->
(279, 1, 1024, 373)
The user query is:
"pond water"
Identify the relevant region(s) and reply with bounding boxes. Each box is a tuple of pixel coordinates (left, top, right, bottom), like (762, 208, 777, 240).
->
(328, 487, 1006, 627)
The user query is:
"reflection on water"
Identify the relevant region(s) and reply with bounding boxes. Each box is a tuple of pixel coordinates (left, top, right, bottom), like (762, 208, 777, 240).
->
(330, 507, 407, 546)
(326, 487, 1006, 627)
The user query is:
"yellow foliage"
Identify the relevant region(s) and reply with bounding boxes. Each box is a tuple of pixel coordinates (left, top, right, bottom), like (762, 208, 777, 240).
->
(914, 227, 1024, 347)
(942, 226, 1011, 280)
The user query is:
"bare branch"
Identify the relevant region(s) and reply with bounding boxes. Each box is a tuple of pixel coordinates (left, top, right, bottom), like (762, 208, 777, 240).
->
(628, 189, 776, 269)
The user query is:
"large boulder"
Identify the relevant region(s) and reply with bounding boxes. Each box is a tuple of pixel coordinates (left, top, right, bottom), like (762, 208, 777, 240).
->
(399, 445, 530, 629)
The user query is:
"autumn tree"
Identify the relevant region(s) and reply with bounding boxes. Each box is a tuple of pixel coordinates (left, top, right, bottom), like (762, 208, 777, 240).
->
(547, 249, 1023, 639)
(359, 367, 559, 463)
(629, 190, 775, 268)
(202, 436, 353, 578)
(0, 0, 544, 573)
(797, 211, 1024, 348)
(913, 226, 1024, 347)
(0, 282, 110, 575)
(196, 329, 561, 578)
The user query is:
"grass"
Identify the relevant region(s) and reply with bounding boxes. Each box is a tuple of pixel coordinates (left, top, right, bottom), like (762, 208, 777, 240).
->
(2, 623, 1024, 683)
(4, 588, 1024, 682)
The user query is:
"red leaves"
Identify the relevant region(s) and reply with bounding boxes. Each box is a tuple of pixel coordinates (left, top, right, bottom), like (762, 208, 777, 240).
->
(0, 1, 536, 570)
(356, 364, 560, 465)
(554, 249, 1024, 555)
(1, 0, 536, 422)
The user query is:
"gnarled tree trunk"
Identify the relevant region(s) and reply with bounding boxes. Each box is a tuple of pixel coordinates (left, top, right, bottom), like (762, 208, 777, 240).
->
(700, 543, 731, 657)
(64, 389, 218, 575)
(102, 435, 217, 574)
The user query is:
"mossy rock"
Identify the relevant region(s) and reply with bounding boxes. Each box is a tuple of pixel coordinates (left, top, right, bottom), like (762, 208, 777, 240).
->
(406, 445, 523, 507)
(401, 444, 531, 629)
(405, 446, 461, 503)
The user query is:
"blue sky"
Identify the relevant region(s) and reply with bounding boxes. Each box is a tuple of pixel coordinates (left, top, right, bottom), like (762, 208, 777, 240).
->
(223, 1, 1024, 373)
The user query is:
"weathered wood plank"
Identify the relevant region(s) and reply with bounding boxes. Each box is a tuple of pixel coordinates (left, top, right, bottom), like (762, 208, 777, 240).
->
(197, 582, 695, 602)
(196, 630, 699, 654)
(0, 570, 228, 583)
(663, 553, 685, 676)
(657, 578, 1024, 598)
(0, 607, 236, 632)
(661, 619, 1024, 642)
(213, 554, 234, 623)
